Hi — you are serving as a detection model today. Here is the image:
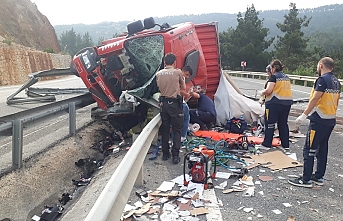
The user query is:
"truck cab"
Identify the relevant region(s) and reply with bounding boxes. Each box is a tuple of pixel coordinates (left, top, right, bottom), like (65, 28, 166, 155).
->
(71, 17, 221, 133)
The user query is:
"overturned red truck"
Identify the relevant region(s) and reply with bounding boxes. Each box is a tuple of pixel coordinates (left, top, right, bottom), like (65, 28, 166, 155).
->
(70, 17, 221, 133)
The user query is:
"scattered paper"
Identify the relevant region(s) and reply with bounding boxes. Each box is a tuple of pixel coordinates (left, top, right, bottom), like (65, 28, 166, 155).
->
(134, 201, 143, 208)
(190, 207, 209, 216)
(31, 215, 40, 221)
(187, 181, 204, 197)
(240, 176, 254, 186)
(287, 215, 296, 221)
(141, 196, 150, 203)
(258, 191, 264, 196)
(272, 209, 282, 214)
(329, 188, 335, 192)
(223, 189, 234, 194)
(243, 207, 254, 213)
(179, 210, 191, 216)
(215, 181, 228, 189)
(283, 203, 292, 207)
(278, 176, 286, 180)
(232, 180, 242, 186)
(171, 174, 191, 186)
(177, 198, 189, 204)
(259, 169, 265, 173)
(310, 208, 319, 213)
(157, 181, 175, 192)
(255, 181, 261, 185)
(191, 199, 204, 208)
(215, 172, 232, 179)
(259, 176, 274, 181)
(243, 187, 255, 197)
(123, 204, 136, 212)
(287, 153, 298, 161)
(163, 203, 175, 211)
(287, 175, 299, 178)
(257, 214, 263, 218)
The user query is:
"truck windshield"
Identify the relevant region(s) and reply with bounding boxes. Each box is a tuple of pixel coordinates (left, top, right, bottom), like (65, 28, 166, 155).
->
(124, 35, 164, 88)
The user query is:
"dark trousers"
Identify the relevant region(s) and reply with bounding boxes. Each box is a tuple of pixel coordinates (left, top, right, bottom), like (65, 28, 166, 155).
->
(189, 110, 215, 129)
(303, 121, 334, 181)
(262, 103, 291, 148)
(160, 100, 183, 156)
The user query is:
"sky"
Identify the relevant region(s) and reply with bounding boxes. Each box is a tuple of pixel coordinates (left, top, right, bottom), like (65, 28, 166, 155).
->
(31, 0, 343, 26)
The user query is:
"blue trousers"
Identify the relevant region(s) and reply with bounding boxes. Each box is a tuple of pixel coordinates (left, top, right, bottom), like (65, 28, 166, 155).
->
(189, 110, 216, 130)
(262, 103, 291, 148)
(302, 121, 334, 181)
(182, 103, 190, 138)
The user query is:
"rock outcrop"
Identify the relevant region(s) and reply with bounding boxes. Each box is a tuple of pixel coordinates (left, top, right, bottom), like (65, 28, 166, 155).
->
(0, 43, 71, 85)
(0, 0, 60, 53)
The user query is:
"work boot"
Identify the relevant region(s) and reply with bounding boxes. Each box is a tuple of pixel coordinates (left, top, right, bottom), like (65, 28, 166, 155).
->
(162, 152, 170, 161)
(172, 155, 180, 164)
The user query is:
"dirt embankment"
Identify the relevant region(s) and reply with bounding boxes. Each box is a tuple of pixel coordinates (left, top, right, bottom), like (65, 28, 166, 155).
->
(0, 120, 124, 221)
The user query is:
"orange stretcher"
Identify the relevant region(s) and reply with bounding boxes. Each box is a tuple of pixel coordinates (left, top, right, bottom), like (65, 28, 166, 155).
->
(193, 130, 281, 147)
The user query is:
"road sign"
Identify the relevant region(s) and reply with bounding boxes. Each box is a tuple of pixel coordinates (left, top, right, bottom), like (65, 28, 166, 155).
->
(241, 61, 246, 67)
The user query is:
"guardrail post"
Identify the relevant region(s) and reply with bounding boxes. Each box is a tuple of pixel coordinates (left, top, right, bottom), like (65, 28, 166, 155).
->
(304, 81, 307, 87)
(132, 133, 144, 187)
(69, 102, 76, 136)
(12, 119, 23, 169)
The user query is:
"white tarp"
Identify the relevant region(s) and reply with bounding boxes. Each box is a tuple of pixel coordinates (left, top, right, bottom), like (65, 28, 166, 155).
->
(214, 72, 264, 125)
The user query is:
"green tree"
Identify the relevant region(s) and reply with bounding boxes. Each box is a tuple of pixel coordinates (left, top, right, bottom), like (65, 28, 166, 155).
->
(220, 4, 274, 71)
(274, 3, 311, 72)
(59, 29, 94, 56)
(59, 28, 77, 55)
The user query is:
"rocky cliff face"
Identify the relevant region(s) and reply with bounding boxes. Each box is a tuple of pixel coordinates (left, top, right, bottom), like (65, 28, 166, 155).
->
(0, 0, 72, 86)
(0, 0, 60, 53)
(0, 43, 71, 86)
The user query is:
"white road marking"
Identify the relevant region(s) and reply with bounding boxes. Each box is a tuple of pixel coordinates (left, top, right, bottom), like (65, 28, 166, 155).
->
(0, 116, 67, 148)
(204, 187, 223, 220)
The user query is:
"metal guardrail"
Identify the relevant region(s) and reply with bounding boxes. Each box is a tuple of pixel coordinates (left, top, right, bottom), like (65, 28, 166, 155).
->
(225, 70, 343, 87)
(0, 93, 95, 169)
(85, 114, 161, 221)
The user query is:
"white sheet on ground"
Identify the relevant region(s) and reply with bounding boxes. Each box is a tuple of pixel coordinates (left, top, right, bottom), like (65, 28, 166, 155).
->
(214, 73, 264, 125)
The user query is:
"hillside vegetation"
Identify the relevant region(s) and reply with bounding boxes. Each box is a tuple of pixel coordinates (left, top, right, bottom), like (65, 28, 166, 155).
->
(54, 4, 343, 51)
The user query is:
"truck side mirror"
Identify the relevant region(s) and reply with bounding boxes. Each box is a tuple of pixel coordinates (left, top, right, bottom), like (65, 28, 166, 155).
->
(127, 20, 144, 36)
(143, 17, 156, 29)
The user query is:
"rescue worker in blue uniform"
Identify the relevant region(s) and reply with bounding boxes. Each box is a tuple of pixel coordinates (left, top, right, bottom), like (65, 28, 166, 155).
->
(289, 57, 341, 187)
(255, 59, 293, 150)
(188, 92, 217, 130)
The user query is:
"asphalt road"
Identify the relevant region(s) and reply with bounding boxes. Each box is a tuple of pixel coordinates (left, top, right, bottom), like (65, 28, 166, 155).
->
(0, 76, 95, 174)
(126, 76, 343, 221)
(1, 75, 342, 220)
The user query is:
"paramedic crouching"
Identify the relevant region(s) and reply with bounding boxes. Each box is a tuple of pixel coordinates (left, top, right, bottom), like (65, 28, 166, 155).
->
(188, 92, 217, 130)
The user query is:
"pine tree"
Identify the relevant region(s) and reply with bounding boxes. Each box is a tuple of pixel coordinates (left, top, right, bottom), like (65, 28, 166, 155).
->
(220, 4, 274, 71)
(274, 3, 311, 72)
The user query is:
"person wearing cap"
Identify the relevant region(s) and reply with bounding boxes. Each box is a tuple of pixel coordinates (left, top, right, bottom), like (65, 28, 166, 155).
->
(288, 57, 341, 188)
(255, 59, 293, 151)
